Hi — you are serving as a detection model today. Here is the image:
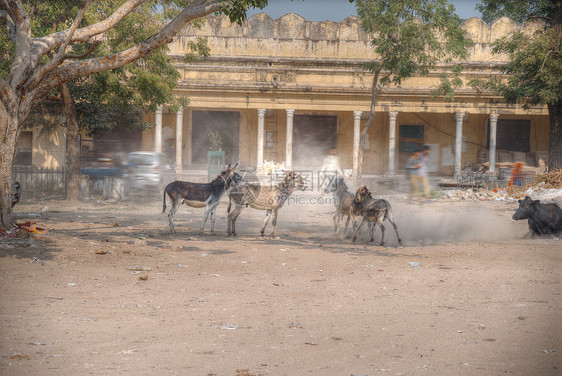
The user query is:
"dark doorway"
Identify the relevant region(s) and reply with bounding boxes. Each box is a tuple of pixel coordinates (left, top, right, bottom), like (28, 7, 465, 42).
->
(192, 111, 240, 165)
(14, 131, 33, 166)
(292, 115, 337, 169)
(398, 124, 425, 169)
(487, 119, 531, 152)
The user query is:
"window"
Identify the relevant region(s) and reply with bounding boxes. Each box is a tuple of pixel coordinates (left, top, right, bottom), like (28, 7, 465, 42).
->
(399, 125, 424, 152)
(15, 131, 32, 166)
(487, 119, 530, 152)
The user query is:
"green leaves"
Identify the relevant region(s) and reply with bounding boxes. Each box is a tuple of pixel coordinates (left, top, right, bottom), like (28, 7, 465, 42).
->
(355, 0, 471, 96)
(218, 0, 268, 26)
(476, 0, 555, 25)
(477, 0, 561, 107)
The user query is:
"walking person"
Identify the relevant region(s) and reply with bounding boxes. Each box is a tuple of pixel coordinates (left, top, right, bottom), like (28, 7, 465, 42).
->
(406, 149, 421, 202)
(418, 145, 432, 201)
(320, 148, 342, 190)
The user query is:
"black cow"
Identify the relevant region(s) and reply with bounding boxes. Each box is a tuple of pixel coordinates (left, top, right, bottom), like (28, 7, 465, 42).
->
(512, 196, 562, 238)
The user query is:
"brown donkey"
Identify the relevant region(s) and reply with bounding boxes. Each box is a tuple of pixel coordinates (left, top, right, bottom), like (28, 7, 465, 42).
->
(352, 186, 403, 246)
(227, 171, 306, 237)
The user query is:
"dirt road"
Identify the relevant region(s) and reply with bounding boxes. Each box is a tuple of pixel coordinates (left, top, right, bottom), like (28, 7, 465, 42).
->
(0, 196, 560, 375)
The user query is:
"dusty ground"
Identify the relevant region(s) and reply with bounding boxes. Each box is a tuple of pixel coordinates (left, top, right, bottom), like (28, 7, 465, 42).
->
(0, 193, 560, 376)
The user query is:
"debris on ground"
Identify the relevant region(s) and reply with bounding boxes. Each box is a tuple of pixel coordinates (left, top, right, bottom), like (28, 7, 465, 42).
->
(440, 169, 561, 202)
(1, 222, 48, 238)
(505, 169, 562, 201)
(441, 188, 508, 201)
(127, 266, 152, 271)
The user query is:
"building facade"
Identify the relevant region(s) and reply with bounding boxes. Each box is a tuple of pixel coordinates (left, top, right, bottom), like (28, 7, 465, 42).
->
(141, 13, 549, 179)
(19, 13, 549, 179)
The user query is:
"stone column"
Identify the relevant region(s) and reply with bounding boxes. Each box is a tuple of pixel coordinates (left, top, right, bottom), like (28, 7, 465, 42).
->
(454, 112, 464, 178)
(175, 107, 183, 175)
(257, 109, 266, 172)
(285, 109, 294, 170)
(489, 113, 499, 179)
(388, 111, 398, 178)
(155, 105, 163, 153)
(353, 111, 362, 176)
(186, 109, 192, 165)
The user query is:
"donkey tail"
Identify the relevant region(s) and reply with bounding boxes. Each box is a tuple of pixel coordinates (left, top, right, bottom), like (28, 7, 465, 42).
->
(227, 199, 232, 214)
(162, 184, 168, 214)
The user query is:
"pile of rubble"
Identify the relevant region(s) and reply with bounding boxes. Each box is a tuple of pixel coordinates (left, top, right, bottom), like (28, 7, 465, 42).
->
(441, 169, 562, 202)
(441, 187, 510, 201)
(505, 169, 562, 201)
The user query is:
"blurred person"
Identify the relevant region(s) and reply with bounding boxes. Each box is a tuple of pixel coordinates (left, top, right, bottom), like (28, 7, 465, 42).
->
(418, 145, 432, 201)
(509, 162, 525, 187)
(320, 148, 342, 189)
(406, 149, 421, 202)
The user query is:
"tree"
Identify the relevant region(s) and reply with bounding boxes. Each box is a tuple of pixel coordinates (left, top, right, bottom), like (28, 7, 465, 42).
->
(63, 0, 200, 201)
(352, 0, 472, 184)
(0, 0, 267, 229)
(474, 0, 562, 170)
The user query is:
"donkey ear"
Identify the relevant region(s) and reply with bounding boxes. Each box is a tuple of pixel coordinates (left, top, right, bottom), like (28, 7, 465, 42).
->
(231, 162, 239, 171)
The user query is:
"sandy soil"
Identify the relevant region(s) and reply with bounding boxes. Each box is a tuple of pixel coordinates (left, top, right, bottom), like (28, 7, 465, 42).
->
(0, 193, 560, 376)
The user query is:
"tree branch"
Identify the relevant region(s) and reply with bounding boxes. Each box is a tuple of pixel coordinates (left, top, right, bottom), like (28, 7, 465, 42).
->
(63, 41, 101, 59)
(5, 0, 32, 88)
(0, 10, 16, 42)
(25, 0, 94, 90)
(0, 78, 17, 112)
(26, 0, 223, 107)
(28, 0, 145, 69)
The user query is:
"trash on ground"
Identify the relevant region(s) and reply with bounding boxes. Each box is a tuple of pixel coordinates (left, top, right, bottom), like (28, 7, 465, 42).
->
(127, 266, 152, 271)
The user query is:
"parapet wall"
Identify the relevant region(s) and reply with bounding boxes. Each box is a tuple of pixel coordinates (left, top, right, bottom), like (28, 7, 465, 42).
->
(171, 13, 544, 63)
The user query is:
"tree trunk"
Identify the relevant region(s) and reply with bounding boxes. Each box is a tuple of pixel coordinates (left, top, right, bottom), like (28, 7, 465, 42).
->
(355, 60, 384, 187)
(0, 107, 20, 229)
(548, 102, 562, 170)
(61, 84, 81, 201)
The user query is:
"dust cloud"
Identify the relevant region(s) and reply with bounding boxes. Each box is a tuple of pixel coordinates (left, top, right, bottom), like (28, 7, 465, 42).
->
(391, 203, 521, 245)
(279, 189, 522, 246)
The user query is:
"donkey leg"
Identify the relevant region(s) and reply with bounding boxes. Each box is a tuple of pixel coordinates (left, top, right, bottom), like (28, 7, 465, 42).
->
(200, 205, 211, 234)
(369, 221, 376, 242)
(352, 218, 367, 243)
(209, 203, 219, 234)
(231, 207, 244, 236)
(343, 215, 352, 238)
(168, 201, 182, 234)
(386, 215, 403, 246)
(270, 209, 279, 237)
(227, 205, 234, 236)
(260, 209, 272, 237)
(343, 215, 357, 239)
(227, 205, 239, 236)
(378, 219, 386, 246)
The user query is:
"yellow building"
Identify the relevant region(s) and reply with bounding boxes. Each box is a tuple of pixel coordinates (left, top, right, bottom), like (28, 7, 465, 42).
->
(142, 13, 549, 180)
(19, 13, 546, 180)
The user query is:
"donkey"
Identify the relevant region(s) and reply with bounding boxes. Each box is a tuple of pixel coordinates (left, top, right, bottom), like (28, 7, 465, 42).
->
(162, 163, 242, 234)
(227, 171, 307, 237)
(324, 176, 365, 237)
(351, 186, 403, 246)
